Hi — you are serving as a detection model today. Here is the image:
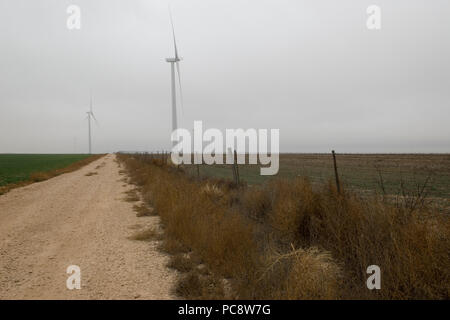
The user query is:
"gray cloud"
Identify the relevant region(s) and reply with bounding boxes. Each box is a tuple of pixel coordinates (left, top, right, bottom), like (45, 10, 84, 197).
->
(0, 0, 449, 153)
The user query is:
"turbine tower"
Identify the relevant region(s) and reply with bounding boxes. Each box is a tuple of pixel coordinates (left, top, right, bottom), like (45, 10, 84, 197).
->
(86, 92, 98, 154)
(166, 8, 183, 147)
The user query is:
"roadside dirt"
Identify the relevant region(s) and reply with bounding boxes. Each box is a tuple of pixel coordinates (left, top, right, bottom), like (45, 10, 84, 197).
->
(0, 154, 177, 300)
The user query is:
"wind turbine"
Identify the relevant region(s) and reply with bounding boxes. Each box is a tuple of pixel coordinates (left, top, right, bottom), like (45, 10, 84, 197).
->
(86, 92, 98, 154)
(166, 7, 183, 147)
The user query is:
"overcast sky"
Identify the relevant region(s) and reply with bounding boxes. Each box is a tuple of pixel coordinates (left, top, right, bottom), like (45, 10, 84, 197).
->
(0, 0, 449, 153)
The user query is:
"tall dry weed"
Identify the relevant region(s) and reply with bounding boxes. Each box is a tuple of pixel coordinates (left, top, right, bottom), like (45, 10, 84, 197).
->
(117, 153, 450, 300)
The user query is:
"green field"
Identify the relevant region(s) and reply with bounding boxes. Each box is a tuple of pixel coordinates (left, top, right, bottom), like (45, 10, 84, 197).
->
(0, 154, 92, 186)
(184, 154, 450, 201)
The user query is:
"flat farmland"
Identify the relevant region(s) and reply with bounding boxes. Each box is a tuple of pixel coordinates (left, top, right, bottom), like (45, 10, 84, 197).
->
(185, 154, 450, 202)
(0, 154, 92, 186)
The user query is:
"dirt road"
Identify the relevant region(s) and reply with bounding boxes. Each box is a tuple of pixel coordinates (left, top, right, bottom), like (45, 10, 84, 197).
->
(0, 154, 177, 299)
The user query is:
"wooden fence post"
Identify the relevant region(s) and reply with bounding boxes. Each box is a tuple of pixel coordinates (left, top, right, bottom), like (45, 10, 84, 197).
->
(233, 150, 240, 186)
(229, 148, 237, 185)
(231, 162, 237, 185)
(332, 150, 341, 194)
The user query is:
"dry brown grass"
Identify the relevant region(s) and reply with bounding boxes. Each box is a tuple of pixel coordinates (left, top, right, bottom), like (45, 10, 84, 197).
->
(175, 270, 226, 299)
(168, 254, 196, 273)
(243, 179, 450, 299)
(29, 172, 51, 182)
(123, 189, 140, 202)
(117, 153, 450, 300)
(129, 227, 162, 241)
(133, 203, 156, 217)
(159, 237, 190, 255)
(255, 246, 342, 299)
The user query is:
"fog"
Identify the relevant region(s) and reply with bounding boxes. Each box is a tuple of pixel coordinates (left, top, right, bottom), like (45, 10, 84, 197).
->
(0, 0, 449, 153)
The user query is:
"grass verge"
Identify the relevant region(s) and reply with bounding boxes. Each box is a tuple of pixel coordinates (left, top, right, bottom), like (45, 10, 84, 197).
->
(129, 227, 162, 241)
(118, 153, 449, 300)
(133, 203, 156, 217)
(0, 154, 105, 195)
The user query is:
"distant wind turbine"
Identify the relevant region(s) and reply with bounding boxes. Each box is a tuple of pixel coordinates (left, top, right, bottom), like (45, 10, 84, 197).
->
(166, 7, 184, 147)
(86, 92, 99, 154)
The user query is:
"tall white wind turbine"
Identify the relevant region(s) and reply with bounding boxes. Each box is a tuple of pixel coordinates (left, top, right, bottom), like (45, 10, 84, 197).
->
(86, 92, 98, 154)
(166, 8, 183, 147)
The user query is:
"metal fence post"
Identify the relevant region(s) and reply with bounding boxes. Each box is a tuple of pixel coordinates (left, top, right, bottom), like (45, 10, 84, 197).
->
(332, 150, 341, 194)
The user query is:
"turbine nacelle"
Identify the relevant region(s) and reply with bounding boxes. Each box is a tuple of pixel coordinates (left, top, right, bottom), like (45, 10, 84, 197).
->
(166, 57, 182, 63)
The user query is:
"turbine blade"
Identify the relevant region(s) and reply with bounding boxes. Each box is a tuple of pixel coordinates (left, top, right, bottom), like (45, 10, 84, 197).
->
(91, 112, 100, 127)
(88, 90, 99, 126)
(176, 61, 184, 116)
(169, 6, 179, 60)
